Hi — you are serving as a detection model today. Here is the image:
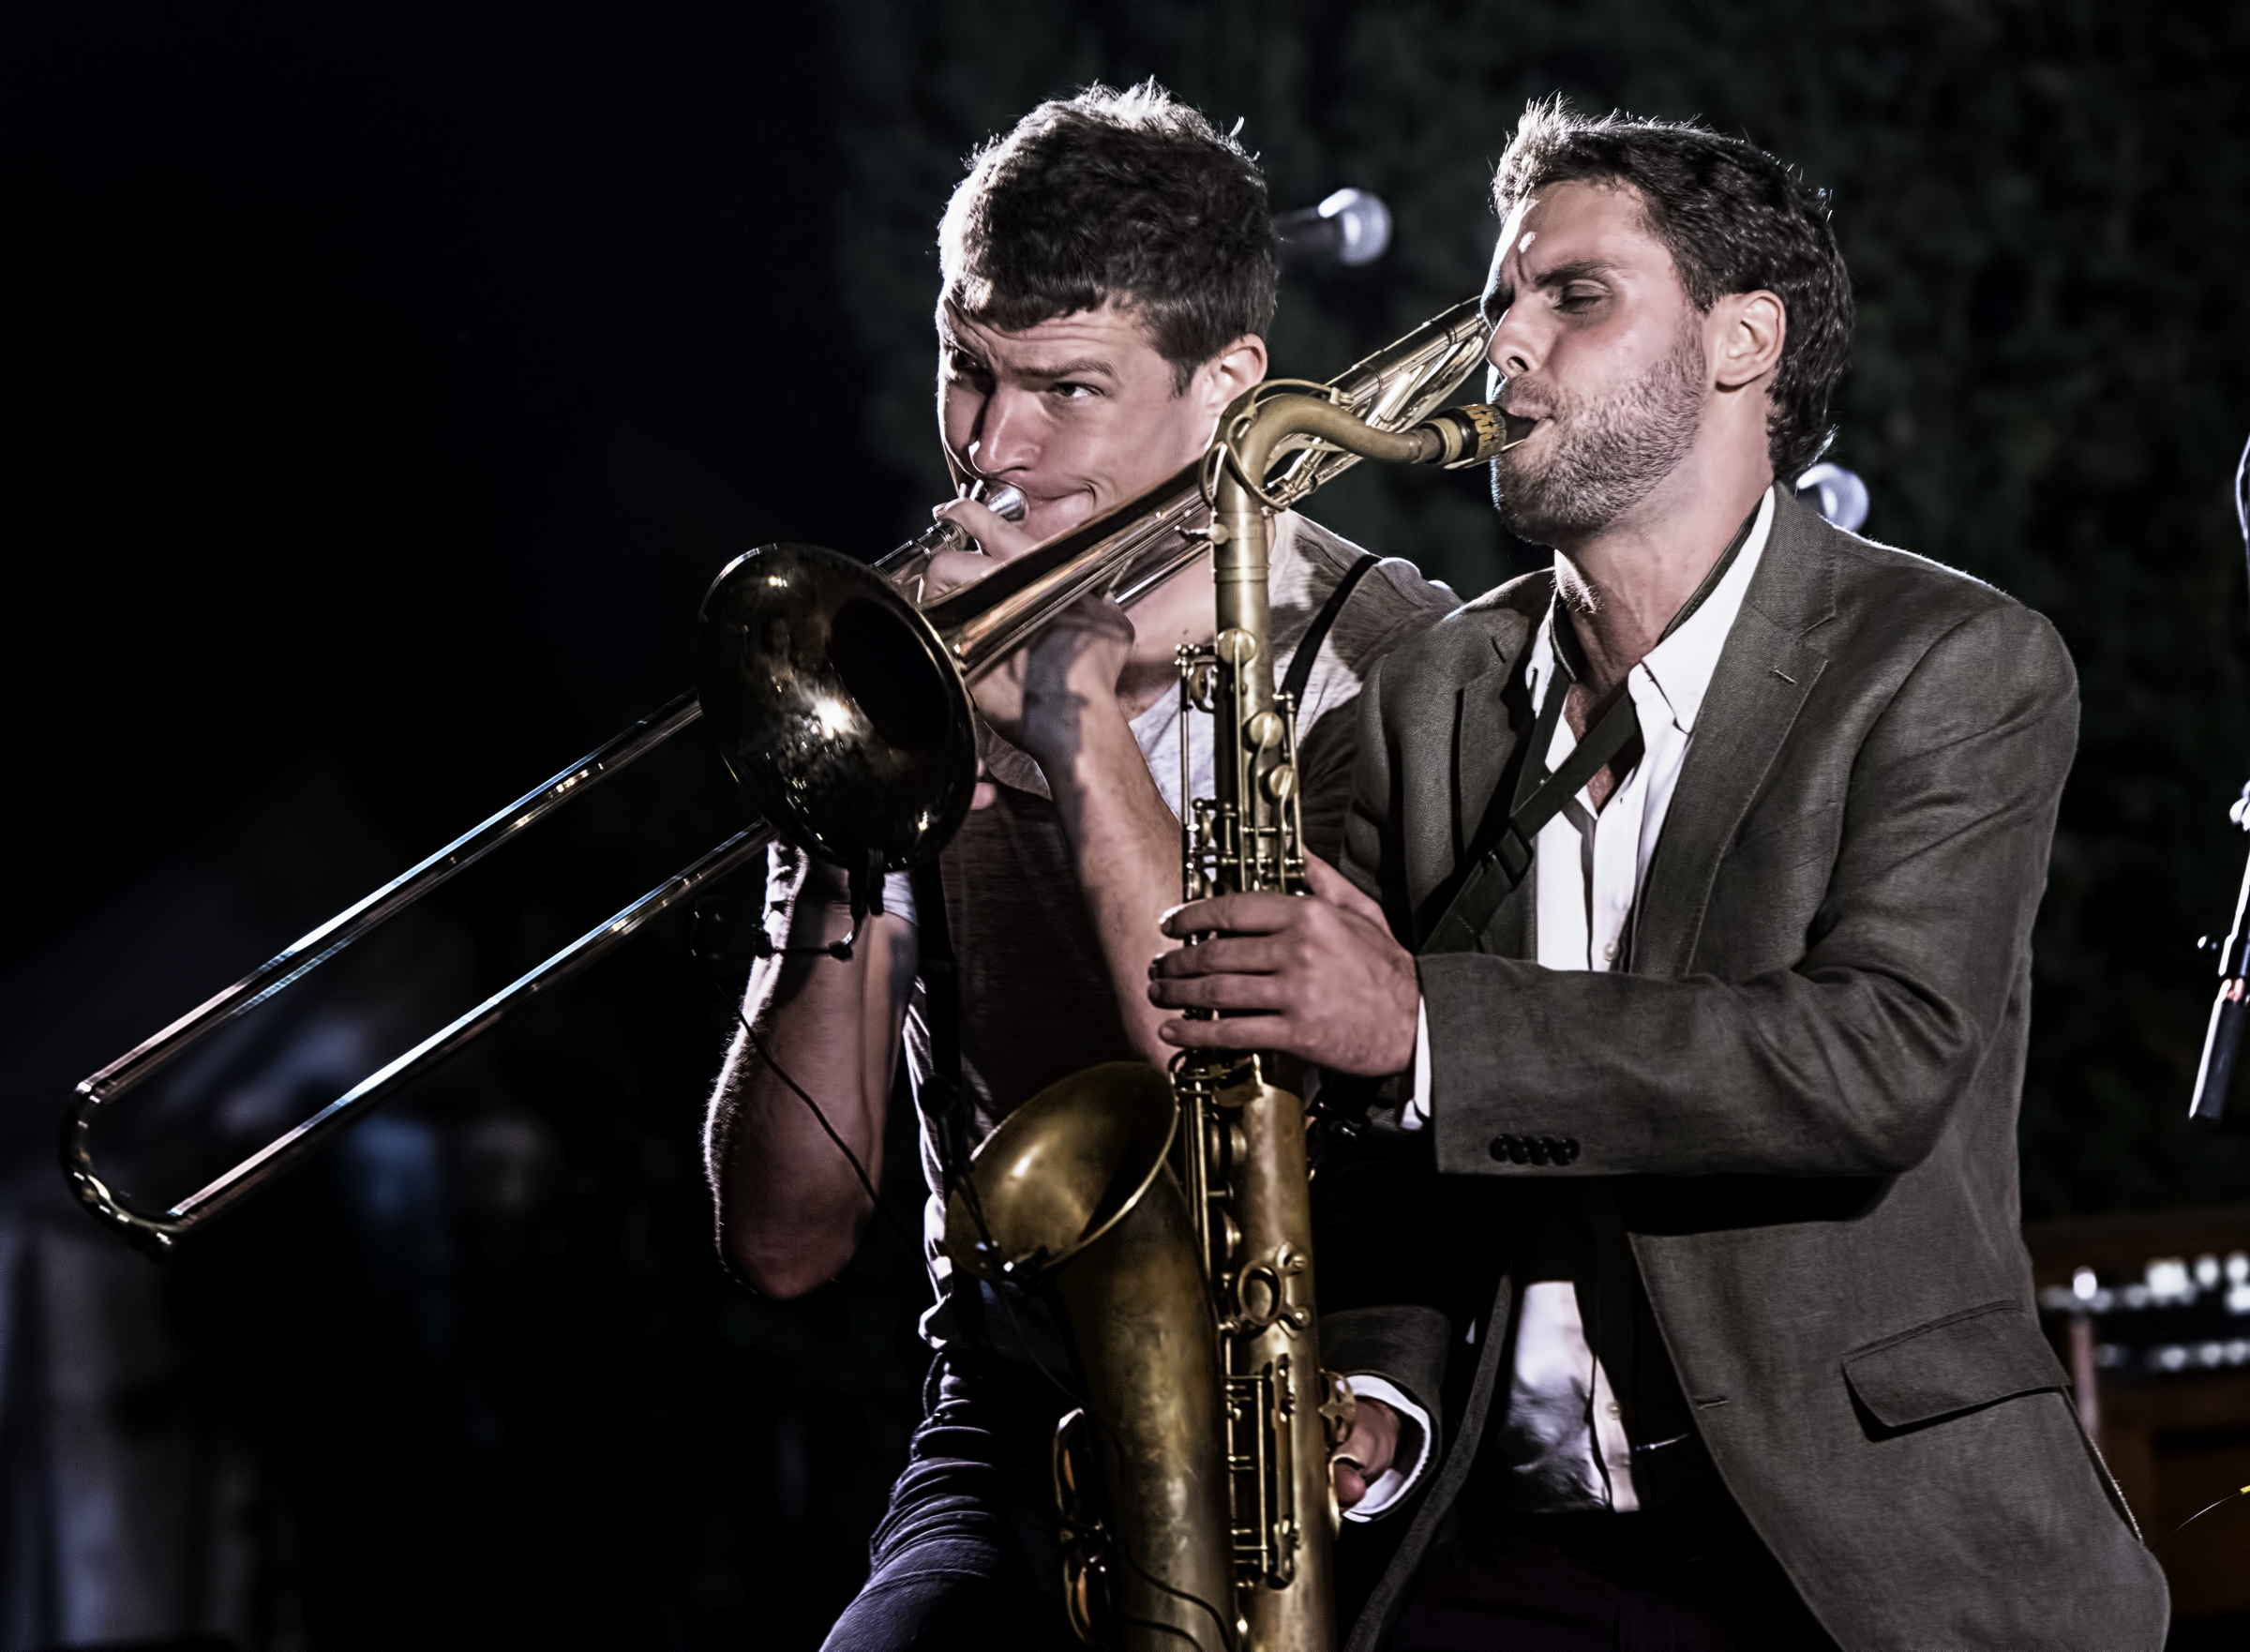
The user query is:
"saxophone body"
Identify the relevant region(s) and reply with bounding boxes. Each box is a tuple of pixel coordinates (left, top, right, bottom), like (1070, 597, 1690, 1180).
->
(945, 306, 1508, 1652)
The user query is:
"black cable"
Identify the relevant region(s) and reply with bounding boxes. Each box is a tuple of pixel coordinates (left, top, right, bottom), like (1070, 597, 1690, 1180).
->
(2176, 1482, 2250, 1533)
(1113, 1614, 1208, 1647)
(735, 1001, 922, 1254)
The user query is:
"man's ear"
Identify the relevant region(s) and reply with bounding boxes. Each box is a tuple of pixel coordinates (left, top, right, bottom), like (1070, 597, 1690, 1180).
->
(1194, 333, 1268, 413)
(1712, 291, 1786, 392)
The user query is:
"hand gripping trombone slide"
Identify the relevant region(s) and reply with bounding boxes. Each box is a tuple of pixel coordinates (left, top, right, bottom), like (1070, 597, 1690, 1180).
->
(937, 382, 1512, 1652)
(62, 298, 1495, 1255)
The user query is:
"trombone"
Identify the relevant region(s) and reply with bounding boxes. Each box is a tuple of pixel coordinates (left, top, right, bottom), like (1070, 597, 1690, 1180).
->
(62, 297, 1492, 1254)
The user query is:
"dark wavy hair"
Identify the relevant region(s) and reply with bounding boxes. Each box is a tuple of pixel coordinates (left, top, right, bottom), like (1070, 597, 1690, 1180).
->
(938, 81, 1275, 394)
(1492, 99, 1853, 479)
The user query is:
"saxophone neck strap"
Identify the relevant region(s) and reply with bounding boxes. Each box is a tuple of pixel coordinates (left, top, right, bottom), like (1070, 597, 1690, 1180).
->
(1418, 679, 1632, 956)
(1281, 550, 1380, 710)
(1418, 500, 1761, 957)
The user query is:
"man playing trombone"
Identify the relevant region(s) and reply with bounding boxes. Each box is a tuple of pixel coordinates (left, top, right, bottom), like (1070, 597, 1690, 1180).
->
(1150, 102, 2170, 1650)
(703, 83, 1453, 1650)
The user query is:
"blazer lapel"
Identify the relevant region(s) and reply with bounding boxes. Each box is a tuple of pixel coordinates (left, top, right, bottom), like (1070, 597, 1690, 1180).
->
(1439, 577, 1548, 876)
(1452, 643, 1515, 861)
(1631, 493, 1838, 979)
(1428, 620, 1540, 957)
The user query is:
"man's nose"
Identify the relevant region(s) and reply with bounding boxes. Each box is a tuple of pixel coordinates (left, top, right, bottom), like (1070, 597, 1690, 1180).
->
(1487, 308, 1541, 382)
(969, 385, 1042, 475)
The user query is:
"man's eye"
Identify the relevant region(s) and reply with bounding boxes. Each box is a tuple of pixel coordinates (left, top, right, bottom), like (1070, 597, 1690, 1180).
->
(1557, 288, 1604, 313)
(1048, 381, 1098, 401)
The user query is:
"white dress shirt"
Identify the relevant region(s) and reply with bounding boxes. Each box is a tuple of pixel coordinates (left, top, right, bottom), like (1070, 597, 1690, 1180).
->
(1369, 487, 1775, 1519)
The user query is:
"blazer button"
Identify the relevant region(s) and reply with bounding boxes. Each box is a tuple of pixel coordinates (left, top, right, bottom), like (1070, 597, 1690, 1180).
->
(1526, 1137, 1552, 1165)
(1552, 1137, 1582, 1165)
(1488, 1134, 1510, 1162)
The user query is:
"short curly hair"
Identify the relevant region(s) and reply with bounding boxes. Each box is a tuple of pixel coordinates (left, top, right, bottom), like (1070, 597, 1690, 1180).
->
(938, 81, 1276, 394)
(1492, 99, 1853, 479)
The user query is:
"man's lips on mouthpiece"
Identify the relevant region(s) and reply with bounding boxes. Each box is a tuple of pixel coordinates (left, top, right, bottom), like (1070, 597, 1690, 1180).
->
(1500, 411, 1545, 447)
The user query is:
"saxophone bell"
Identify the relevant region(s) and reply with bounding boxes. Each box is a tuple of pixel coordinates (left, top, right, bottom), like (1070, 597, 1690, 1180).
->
(947, 1064, 1238, 1652)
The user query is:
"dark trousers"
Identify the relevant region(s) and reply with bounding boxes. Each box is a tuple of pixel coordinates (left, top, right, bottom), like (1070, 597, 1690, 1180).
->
(827, 1357, 1838, 1652)
(820, 1351, 1081, 1652)
(1388, 1504, 1839, 1652)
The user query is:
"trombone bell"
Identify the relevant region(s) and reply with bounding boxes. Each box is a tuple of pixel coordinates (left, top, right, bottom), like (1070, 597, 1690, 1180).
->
(696, 542, 980, 874)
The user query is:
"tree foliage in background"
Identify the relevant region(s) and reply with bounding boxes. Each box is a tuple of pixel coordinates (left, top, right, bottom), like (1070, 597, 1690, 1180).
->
(828, 0, 2250, 1218)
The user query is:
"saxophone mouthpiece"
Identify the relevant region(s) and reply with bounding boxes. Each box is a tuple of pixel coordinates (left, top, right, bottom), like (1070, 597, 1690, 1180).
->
(1418, 403, 1515, 469)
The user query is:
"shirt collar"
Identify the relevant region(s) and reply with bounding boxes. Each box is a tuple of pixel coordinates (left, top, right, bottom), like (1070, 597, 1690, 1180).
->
(1525, 485, 1775, 737)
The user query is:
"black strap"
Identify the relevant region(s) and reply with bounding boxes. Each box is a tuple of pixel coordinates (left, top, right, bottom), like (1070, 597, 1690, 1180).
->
(907, 860, 975, 1196)
(1419, 686, 1636, 955)
(1418, 500, 1764, 957)
(909, 856, 1003, 1344)
(1282, 552, 1380, 711)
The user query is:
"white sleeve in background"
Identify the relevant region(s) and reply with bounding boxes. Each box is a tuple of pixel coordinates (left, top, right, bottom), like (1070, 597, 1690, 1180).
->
(880, 871, 918, 926)
(1341, 1374, 1434, 1521)
(1399, 998, 1431, 1130)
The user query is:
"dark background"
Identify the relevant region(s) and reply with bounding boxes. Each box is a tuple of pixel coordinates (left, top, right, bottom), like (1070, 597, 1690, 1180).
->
(3, 2, 2246, 1647)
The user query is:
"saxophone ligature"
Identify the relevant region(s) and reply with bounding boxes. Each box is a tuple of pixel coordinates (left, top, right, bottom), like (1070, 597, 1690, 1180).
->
(943, 352, 1509, 1650)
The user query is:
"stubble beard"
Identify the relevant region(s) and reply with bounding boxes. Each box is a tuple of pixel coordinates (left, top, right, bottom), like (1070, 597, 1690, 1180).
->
(1491, 324, 1709, 548)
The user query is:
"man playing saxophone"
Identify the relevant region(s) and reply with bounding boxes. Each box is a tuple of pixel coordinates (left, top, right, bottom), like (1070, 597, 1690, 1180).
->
(1150, 103, 2169, 1649)
(702, 83, 1454, 1650)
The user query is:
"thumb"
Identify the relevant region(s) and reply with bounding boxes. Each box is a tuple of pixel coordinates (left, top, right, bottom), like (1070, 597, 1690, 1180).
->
(1331, 1456, 1369, 1510)
(1304, 852, 1388, 927)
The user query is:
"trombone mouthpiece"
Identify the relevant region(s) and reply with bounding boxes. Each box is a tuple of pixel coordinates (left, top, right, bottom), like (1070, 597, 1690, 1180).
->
(972, 482, 1028, 523)
(900, 481, 1030, 565)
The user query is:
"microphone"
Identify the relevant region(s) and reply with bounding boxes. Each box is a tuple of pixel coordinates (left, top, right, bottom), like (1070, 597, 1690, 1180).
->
(1276, 188, 1392, 271)
(2189, 790, 2249, 1122)
(2188, 431, 2250, 1122)
(1793, 463, 1869, 533)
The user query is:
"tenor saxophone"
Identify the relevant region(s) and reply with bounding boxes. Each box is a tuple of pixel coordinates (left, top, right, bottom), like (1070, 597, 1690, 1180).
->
(944, 316, 1507, 1652)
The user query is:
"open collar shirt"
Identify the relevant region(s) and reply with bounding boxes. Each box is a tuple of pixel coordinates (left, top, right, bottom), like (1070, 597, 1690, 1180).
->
(1368, 486, 1775, 1520)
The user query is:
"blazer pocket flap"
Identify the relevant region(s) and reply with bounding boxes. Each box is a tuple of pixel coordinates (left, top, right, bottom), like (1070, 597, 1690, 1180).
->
(1841, 1301, 2066, 1428)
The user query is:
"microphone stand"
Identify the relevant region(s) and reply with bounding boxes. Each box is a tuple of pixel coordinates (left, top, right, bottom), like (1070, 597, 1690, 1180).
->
(2188, 431, 2250, 1120)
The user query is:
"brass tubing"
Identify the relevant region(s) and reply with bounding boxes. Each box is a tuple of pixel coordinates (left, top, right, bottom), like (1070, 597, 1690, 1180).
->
(1047, 1168, 1236, 1652)
(948, 1064, 1236, 1652)
(1223, 398, 1448, 499)
(921, 462, 1209, 680)
(79, 690, 702, 1112)
(1215, 1068, 1332, 1648)
(66, 822, 771, 1253)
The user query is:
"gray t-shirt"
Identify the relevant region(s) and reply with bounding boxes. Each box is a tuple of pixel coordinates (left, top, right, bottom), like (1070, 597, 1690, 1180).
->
(899, 512, 1455, 1349)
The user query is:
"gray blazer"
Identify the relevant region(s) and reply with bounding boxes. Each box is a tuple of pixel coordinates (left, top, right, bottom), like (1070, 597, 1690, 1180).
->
(1324, 490, 2168, 1650)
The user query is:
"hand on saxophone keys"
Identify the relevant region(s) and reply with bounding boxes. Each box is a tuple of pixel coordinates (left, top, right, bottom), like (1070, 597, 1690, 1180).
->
(1148, 853, 1419, 1076)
